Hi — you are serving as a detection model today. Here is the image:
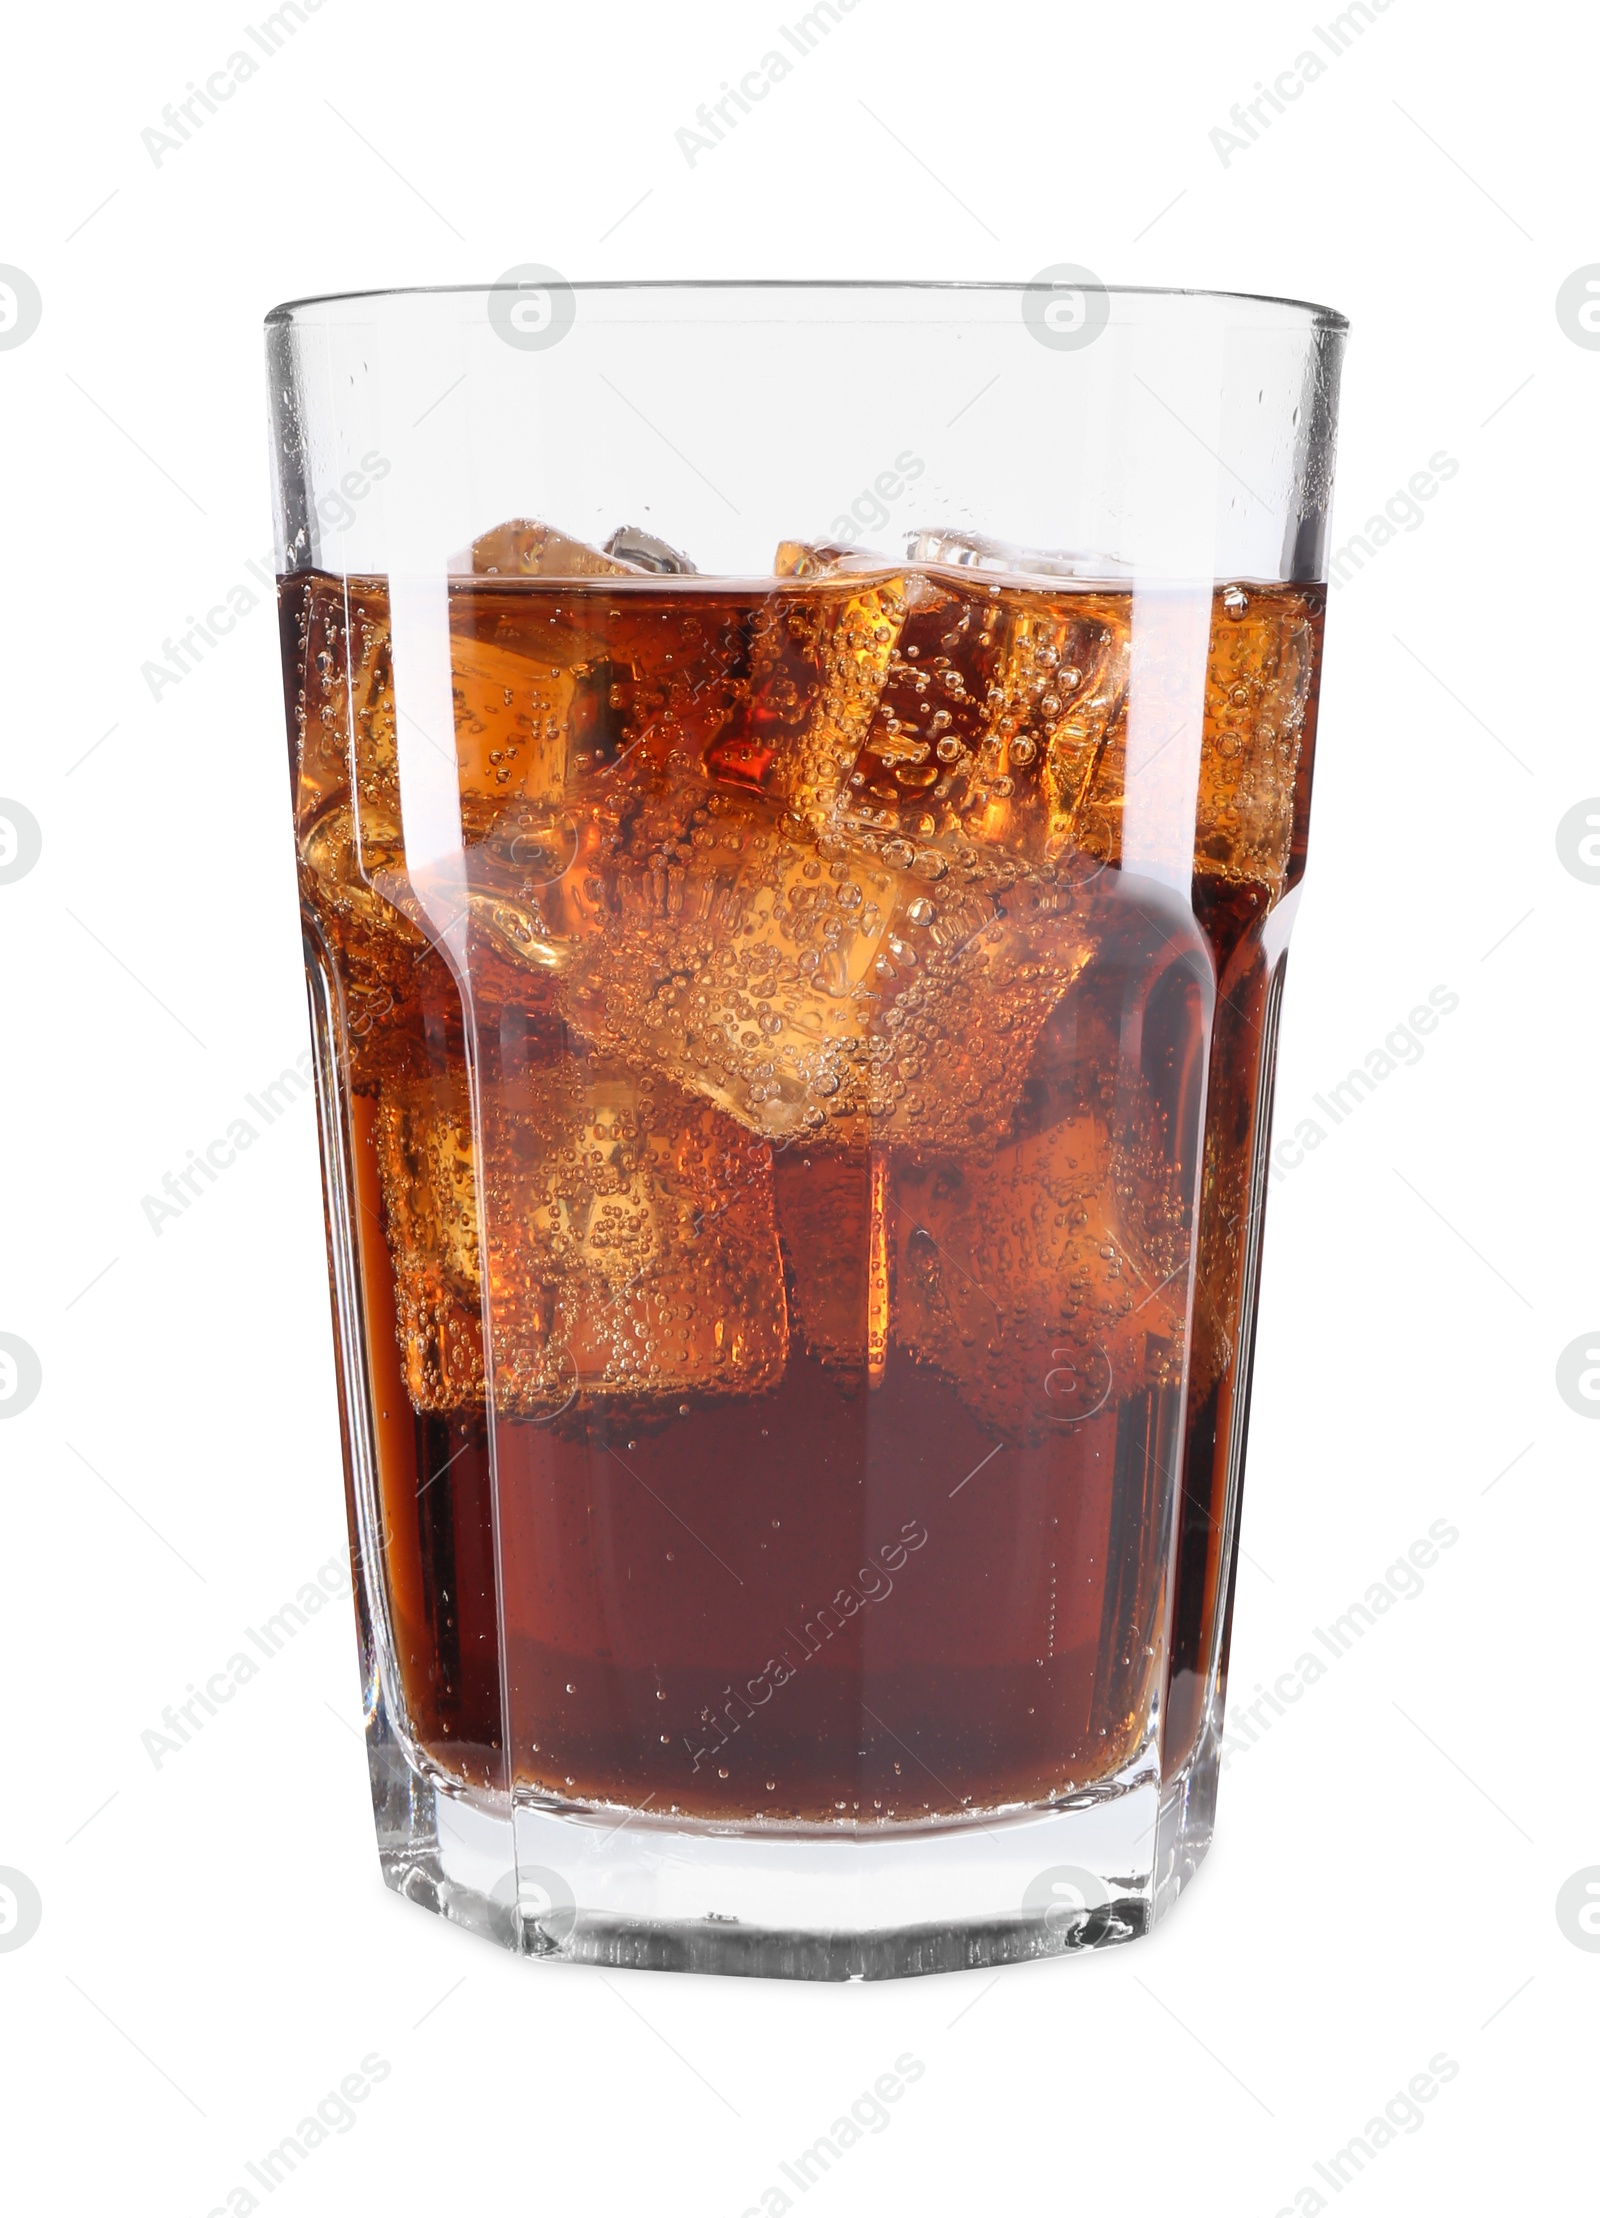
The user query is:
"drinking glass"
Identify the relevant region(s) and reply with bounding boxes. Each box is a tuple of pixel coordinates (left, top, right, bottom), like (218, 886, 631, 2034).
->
(266, 279, 1345, 1978)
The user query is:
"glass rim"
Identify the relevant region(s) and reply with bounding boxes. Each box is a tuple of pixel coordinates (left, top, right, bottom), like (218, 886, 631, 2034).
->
(265, 278, 1349, 333)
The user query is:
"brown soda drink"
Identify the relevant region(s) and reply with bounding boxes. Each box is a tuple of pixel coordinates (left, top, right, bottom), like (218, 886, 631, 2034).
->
(285, 539, 1323, 1825)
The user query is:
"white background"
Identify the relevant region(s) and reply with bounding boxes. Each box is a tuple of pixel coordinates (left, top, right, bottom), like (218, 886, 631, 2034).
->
(2, 2, 1594, 2211)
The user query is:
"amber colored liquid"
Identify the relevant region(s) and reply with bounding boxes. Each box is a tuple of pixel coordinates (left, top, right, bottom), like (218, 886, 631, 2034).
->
(286, 562, 1322, 1824)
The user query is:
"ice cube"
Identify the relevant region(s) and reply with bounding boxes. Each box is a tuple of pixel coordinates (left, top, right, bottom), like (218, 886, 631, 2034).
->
(299, 803, 439, 1084)
(890, 1098, 1187, 1440)
(372, 1072, 488, 1413)
(475, 768, 1100, 1151)
(373, 1062, 789, 1416)
(857, 860, 1103, 1150)
(906, 529, 1134, 581)
(771, 1147, 886, 1373)
(1195, 583, 1319, 898)
(457, 795, 631, 1001)
(832, 570, 1131, 873)
(452, 518, 648, 578)
(773, 540, 888, 579)
(285, 571, 398, 848)
(603, 525, 696, 574)
(576, 780, 1100, 1144)
(286, 574, 441, 1080)
(446, 600, 627, 818)
(283, 567, 627, 859)
(447, 559, 908, 863)
(303, 562, 748, 842)
(1013, 581, 1320, 897)
(543, 779, 935, 1142)
(888, 928, 1200, 1437)
(699, 571, 909, 826)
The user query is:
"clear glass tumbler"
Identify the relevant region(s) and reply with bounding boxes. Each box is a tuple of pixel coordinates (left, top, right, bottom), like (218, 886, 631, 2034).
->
(266, 280, 1346, 1978)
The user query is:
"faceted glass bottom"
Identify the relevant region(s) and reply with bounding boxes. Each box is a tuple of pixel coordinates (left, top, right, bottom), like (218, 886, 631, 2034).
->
(364, 1682, 1220, 1981)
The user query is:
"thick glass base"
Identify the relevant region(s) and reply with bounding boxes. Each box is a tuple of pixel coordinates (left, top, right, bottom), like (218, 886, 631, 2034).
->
(366, 1693, 1219, 1981)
